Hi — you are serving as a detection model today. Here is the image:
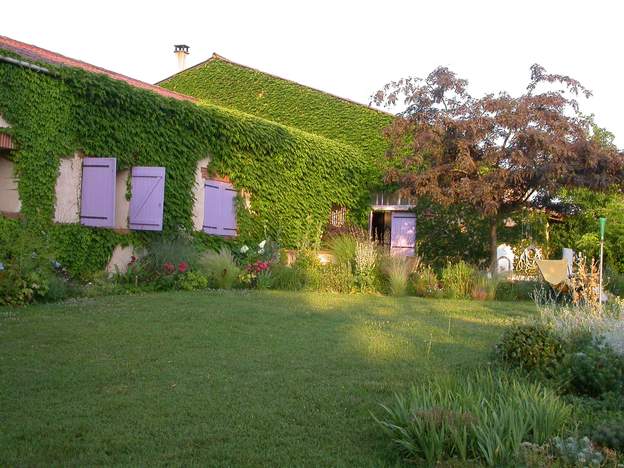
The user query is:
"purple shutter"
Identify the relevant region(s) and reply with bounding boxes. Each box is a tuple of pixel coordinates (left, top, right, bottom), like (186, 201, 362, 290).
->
(390, 212, 416, 256)
(80, 157, 116, 228)
(129, 167, 166, 231)
(203, 179, 237, 236)
(203, 181, 221, 234)
(221, 184, 238, 235)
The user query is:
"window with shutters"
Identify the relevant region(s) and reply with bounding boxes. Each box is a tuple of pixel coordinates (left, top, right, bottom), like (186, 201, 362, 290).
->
(80, 157, 116, 228)
(203, 179, 237, 236)
(0, 156, 20, 215)
(129, 167, 166, 231)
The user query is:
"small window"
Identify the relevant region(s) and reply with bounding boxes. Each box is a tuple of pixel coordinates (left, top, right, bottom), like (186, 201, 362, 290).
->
(0, 156, 21, 215)
(203, 179, 237, 236)
(329, 205, 347, 227)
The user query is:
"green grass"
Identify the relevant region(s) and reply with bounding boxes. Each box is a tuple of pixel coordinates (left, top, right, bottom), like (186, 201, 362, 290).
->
(0, 291, 534, 466)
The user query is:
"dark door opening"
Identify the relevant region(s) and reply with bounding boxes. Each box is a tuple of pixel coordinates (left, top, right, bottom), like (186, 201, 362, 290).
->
(371, 211, 390, 246)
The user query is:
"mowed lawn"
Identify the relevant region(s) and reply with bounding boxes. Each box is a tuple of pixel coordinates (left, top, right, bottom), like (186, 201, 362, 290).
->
(0, 291, 534, 466)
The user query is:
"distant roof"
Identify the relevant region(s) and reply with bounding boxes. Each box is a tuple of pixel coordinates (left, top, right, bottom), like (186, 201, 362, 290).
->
(0, 35, 196, 103)
(157, 52, 391, 115)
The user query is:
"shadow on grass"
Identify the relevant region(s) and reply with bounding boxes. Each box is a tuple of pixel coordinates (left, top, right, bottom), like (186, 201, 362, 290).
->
(0, 289, 532, 466)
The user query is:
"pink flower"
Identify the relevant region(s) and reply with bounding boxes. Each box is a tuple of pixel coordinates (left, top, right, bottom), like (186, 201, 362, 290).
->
(178, 261, 188, 273)
(163, 262, 175, 274)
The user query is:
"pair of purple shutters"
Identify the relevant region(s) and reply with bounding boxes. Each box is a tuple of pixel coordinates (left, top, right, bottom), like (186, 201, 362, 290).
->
(80, 158, 165, 231)
(79, 158, 237, 235)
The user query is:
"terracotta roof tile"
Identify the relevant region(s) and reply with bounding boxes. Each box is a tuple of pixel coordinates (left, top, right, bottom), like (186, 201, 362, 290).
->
(0, 35, 196, 103)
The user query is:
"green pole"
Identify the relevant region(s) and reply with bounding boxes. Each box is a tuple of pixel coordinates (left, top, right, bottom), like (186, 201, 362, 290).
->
(599, 217, 606, 304)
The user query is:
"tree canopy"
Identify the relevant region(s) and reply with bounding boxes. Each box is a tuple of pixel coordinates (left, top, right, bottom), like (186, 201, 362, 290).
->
(373, 65, 624, 270)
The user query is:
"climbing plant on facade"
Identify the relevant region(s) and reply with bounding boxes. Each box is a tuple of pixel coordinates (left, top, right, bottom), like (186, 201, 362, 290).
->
(0, 49, 373, 278)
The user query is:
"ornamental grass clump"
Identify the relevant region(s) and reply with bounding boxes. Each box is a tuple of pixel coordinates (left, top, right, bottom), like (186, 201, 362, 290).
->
(198, 247, 240, 290)
(381, 255, 420, 296)
(441, 261, 477, 299)
(374, 370, 571, 467)
(327, 234, 358, 268)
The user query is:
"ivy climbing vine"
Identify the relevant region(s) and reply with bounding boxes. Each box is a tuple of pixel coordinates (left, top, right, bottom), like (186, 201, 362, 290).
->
(0, 50, 374, 278)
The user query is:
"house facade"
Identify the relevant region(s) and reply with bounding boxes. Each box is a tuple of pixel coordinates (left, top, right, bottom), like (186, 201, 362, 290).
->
(158, 53, 417, 256)
(0, 36, 414, 278)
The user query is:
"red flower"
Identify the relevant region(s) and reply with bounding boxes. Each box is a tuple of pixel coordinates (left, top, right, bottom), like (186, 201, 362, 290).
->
(178, 261, 188, 273)
(163, 262, 175, 274)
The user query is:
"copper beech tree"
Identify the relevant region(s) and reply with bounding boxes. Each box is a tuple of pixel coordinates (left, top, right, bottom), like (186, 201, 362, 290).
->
(373, 65, 623, 272)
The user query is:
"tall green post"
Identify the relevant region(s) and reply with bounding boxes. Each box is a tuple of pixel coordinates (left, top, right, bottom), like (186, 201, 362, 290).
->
(599, 217, 606, 304)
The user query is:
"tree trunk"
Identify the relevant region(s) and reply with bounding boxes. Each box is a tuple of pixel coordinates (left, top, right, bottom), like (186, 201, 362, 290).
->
(490, 216, 498, 275)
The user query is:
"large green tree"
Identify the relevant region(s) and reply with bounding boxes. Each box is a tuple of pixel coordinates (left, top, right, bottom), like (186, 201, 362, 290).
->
(373, 65, 623, 271)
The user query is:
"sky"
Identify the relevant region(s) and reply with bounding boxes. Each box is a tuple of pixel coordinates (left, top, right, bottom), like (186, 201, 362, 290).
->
(3, 0, 623, 147)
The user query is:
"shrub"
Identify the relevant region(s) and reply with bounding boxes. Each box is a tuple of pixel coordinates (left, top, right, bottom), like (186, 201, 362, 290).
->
(43, 274, 75, 302)
(374, 370, 571, 466)
(551, 436, 604, 467)
(495, 324, 565, 377)
(495, 280, 540, 301)
(381, 255, 419, 296)
(198, 247, 241, 289)
(319, 262, 355, 293)
(589, 421, 624, 452)
(410, 265, 440, 297)
(176, 271, 210, 291)
(140, 234, 199, 277)
(441, 261, 477, 299)
(0, 265, 50, 306)
(292, 249, 323, 290)
(557, 339, 624, 397)
(270, 264, 304, 291)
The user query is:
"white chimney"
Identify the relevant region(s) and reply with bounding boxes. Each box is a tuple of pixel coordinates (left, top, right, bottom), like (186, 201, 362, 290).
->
(174, 44, 190, 71)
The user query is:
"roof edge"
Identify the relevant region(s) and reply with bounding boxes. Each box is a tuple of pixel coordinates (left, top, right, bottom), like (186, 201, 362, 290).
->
(0, 34, 196, 103)
(156, 52, 394, 116)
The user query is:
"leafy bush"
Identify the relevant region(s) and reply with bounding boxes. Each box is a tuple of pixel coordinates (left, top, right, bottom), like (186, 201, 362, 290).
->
(381, 255, 419, 296)
(140, 235, 198, 278)
(495, 324, 565, 377)
(589, 421, 624, 452)
(292, 249, 323, 290)
(0, 264, 50, 306)
(198, 247, 241, 289)
(552, 436, 604, 467)
(176, 271, 210, 291)
(43, 274, 76, 302)
(319, 262, 355, 293)
(557, 339, 624, 397)
(374, 370, 571, 466)
(495, 280, 540, 301)
(410, 265, 440, 297)
(270, 264, 304, 291)
(441, 261, 477, 299)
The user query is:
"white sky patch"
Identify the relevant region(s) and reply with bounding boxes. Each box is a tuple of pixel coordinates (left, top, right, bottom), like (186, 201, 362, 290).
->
(2, 0, 622, 147)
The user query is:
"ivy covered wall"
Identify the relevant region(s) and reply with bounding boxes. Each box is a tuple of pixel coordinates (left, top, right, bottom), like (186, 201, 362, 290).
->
(158, 56, 393, 164)
(0, 51, 371, 278)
